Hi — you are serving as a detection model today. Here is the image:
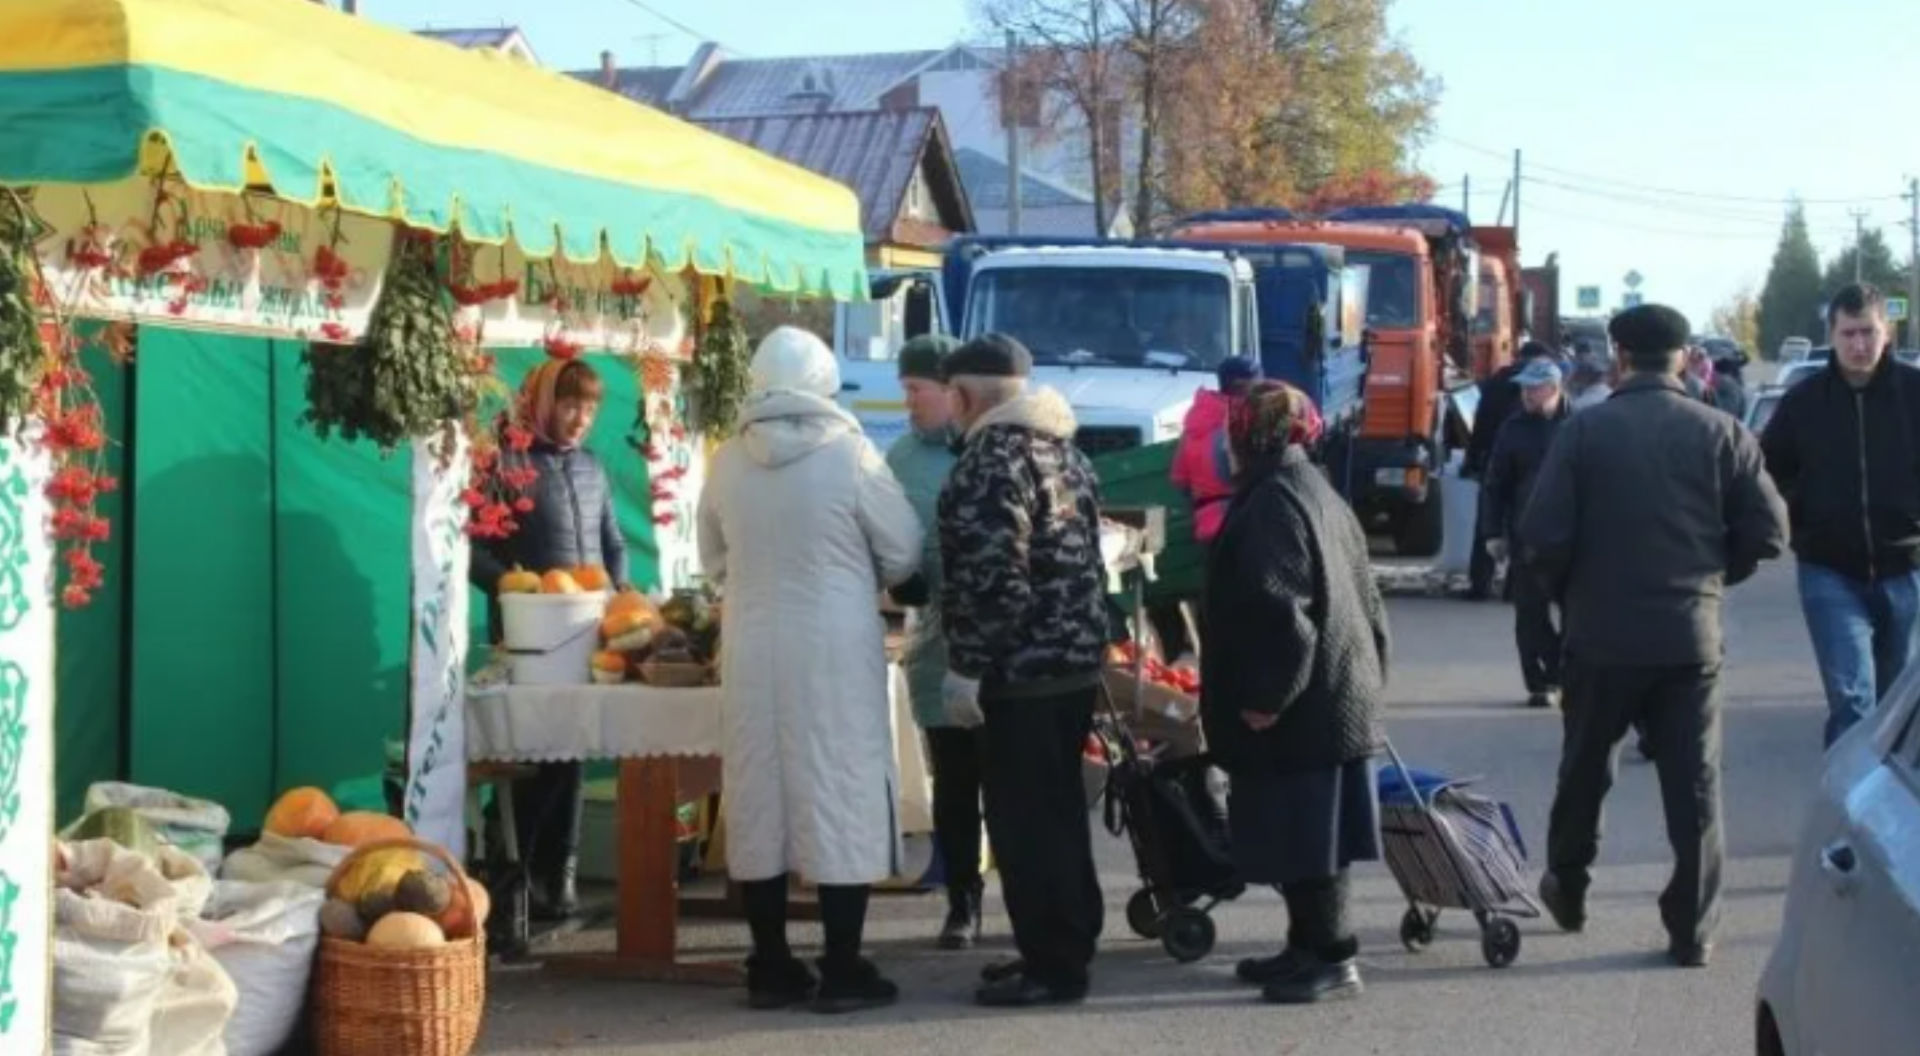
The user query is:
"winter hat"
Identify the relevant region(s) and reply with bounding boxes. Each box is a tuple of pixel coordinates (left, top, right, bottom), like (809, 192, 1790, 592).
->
(1215, 357, 1262, 393)
(898, 334, 961, 382)
(943, 332, 1033, 381)
(1514, 358, 1563, 388)
(1608, 304, 1692, 360)
(749, 326, 840, 398)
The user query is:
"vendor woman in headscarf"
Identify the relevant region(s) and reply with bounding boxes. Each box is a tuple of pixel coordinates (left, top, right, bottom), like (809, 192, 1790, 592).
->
(469, 358, 630, 926)
(1200, 380, 1389, 1005)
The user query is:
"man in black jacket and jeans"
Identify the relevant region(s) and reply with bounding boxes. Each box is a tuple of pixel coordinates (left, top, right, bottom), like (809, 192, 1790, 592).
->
(1761, 283, 1920, 747)
(1481, 357, 1569, 708)
(1520, 304, 1787, 968)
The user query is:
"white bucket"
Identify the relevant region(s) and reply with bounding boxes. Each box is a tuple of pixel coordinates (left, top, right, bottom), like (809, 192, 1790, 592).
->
(1435, 471, 1480, 574)
(500, 592, 607, 685)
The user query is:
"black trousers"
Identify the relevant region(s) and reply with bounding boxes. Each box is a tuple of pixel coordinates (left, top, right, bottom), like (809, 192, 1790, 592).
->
(511, 761, 583, 888)
(925, 727, 986, 897)
(1512, 570, 1563, 694)
(981, 686, 1104, 987)
(1468, 509, 1497, 598)
(1546, 657, 1724, 948)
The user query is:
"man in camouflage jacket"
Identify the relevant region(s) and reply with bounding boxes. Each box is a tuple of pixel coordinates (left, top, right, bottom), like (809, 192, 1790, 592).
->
(938, 334, 1108, 1008)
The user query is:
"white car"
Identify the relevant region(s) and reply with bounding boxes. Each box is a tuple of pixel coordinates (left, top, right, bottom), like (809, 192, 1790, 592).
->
(1755, 663, 1920, 1055)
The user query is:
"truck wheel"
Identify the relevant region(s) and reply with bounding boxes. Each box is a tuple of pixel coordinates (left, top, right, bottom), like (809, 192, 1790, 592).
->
(1394, 486, 1445, 558)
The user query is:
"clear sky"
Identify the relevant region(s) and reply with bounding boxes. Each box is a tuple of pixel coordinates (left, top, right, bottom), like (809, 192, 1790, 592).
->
(369, 0, 1915, 334)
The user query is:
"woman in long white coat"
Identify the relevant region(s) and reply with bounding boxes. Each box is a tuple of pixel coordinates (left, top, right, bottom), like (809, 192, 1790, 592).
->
(698, 326, 922, 1014)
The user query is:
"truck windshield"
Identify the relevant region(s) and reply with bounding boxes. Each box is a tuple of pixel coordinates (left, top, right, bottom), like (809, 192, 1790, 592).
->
(966, 266, 1233, 370)
(1472, 274, 1500, 335)
(1347, 251, 1419, 329)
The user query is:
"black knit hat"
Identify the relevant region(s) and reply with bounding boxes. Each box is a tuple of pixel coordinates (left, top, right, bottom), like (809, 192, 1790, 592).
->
(942, 332, 1033, 380)
(898, 334, 960, 381)
(1607, 304, 1692, 359)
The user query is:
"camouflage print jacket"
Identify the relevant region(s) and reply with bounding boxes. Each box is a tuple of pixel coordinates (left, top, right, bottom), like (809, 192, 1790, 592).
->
(938, 387, 1108, 699)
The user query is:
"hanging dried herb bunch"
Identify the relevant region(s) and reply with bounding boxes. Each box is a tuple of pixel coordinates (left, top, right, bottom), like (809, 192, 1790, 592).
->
(686, 279, 750, 437)
(0, 189, 48, 435)
(302, 229, 477, 452)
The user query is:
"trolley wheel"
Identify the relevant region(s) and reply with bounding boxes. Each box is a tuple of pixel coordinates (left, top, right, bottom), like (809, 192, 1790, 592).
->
(1481, 915, 1521, 969)
(1126, 889, 1163, 939)
(1161, 908, 1216, 964)
(1399, 906, 1436, 952)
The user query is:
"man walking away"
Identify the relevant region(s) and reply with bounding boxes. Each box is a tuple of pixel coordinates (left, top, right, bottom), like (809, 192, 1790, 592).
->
(1761, 283, 1920, 747)
(1520, 304, 1787, 968)
(938, 334, 1109, 1007)
(1482, 358, 1569, 708)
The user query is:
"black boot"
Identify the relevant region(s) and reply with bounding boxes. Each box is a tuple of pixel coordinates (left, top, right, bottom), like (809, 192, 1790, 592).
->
(1261, 941, 1362, 1004)
(742, 875, 814, 1009)
(814, 884, 897, 1014)
(531, 765, 584, 922)
(746, 954, 816, 1010)
(1265, 876, 1362, 1003)
(937, 882, 983, 950)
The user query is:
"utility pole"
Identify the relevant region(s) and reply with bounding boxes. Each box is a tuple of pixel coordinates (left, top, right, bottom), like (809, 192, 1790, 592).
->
(1512, 149, 1522, 236)
(1462, 174, 1470, 217)
(1852, 209, 1870, 283)
(1004, 29, 1023, 235)
(1905, 178, 1919, 347)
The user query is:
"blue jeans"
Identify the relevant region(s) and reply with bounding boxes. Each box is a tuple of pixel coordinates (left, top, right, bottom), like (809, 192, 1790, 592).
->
(1798, 563, 1920, 747)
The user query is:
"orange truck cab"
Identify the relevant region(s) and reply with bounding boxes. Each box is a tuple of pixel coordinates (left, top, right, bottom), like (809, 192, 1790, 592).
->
(1176, 204, 1516, 556)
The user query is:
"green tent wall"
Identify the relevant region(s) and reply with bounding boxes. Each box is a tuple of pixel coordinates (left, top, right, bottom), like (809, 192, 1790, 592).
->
(53, 329, 659, 829)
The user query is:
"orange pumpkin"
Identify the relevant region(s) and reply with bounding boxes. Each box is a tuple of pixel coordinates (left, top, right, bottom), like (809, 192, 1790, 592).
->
(321, 811, 412, 848)
(573, 565, 612, 592)
(366, 911, 446, 949)
(606, 589, 652, 618)
(540, 570, 582, 595)
(437, 875, 492, 939)
(264, 786, 340, 840)
(498, 566, 541, 594)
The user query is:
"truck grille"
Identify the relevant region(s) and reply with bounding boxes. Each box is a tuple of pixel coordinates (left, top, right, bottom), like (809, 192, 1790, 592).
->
(1075, 426, 1143, 457)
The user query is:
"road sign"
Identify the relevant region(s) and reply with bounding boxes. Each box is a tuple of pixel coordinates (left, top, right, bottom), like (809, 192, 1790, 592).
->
(1890, 297, 1910, 322)
(1622, 291, 1645, 309)
(1624, 270, 1644, 290)
(1576, 286, 1601, 310)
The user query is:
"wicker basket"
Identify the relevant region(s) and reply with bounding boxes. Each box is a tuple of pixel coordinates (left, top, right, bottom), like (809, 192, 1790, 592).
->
(312, 838, 486, 1056)
(638, 658, 714, 687)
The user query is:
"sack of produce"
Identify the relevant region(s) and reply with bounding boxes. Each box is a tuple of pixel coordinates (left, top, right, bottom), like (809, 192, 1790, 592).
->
(79, 782, 231, 874)
(187, 880, 326, 1056)
(53, 840, 236, 1056)
(222, 831, 350, 888)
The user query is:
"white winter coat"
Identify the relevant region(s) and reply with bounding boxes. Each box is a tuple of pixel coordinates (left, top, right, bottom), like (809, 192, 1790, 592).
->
(698, 390, 923, 884)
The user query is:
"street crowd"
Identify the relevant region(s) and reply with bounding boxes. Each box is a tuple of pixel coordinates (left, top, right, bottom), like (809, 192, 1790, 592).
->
(471, 279, 1918, 1015)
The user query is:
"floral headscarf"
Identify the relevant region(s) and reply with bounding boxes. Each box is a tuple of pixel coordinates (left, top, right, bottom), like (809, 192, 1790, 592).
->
(1227, 380, 1322, 472)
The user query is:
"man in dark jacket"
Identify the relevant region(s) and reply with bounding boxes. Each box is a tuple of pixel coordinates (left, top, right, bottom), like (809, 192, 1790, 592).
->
(1519, 304, 1787, 968)
(1464, 341, 1554, 598)
(937, 334, 1108, 1007)
(1760, 283, 1920, 747)
(1481, 357, 1569, 708)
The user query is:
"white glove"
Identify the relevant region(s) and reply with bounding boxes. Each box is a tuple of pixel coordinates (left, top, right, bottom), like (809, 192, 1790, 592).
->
(942, 671, 985, 729)
(1485, 537, 1510, 562)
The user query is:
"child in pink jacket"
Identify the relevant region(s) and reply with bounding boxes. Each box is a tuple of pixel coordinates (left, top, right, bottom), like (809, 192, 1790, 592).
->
(1171, 358, 1260, 543)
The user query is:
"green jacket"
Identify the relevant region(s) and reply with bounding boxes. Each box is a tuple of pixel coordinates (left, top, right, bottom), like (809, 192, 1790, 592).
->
(886, 425, 958, 728)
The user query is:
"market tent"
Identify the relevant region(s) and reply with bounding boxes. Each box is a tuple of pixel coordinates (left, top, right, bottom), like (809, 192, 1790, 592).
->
(0, 0, 867, 298)
(1, 0, 871, 827)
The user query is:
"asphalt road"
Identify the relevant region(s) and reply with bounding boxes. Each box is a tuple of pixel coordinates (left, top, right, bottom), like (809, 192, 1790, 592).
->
(479, 560, 1827, 1056)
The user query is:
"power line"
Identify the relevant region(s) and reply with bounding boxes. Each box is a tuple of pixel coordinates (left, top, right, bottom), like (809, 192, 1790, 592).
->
(1432, 133, 1902, 206)
(1519, 197, 1856, 242)
(612, 0, 746, 58)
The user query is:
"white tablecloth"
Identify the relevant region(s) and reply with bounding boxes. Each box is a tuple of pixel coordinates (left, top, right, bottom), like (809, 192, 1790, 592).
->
(466, 666, 933, 833)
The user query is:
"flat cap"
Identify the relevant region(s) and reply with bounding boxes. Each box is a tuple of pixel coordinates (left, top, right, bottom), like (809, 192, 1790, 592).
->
(1608, 304, 1692, 359)
(898, 334, 961, 381)
(943, 332, 1032, 380)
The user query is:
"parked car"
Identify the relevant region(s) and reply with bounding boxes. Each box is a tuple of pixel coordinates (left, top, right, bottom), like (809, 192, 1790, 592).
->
(1775, 359, 1826, 390)
(1755, 663, 1920, 1055)
(1745, 386, 1783, 434)
(1779, 337, 1814, 362)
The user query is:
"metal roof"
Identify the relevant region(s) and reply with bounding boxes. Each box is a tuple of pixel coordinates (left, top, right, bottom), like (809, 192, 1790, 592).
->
(695, 108, 972, 244)
(414, 26, 533, 59)
(953, 147, 1088, 210)
(579, 49, 943, 119)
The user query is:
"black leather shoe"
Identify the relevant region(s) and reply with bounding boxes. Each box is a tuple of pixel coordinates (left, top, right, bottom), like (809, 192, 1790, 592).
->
(811, 958, 899, 1015)
(745, 955, 816, 1010)
(1539, 873, 1587, 934)
(1668, 940, 1712, 968)
(1234, 948, 1306, 985)
(980, 958, 1024, 983)
(975, 974, 1087, 1008)
(1261, 957, 1361, 1004)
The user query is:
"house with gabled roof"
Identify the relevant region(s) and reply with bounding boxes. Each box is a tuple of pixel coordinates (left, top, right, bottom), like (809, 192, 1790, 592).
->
(414, 25, 539, 64)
